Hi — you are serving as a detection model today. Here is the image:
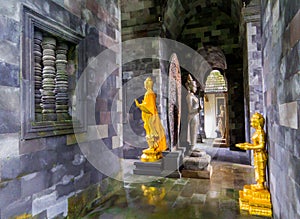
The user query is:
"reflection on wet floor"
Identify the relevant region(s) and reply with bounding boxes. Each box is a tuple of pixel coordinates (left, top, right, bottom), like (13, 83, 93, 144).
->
(84, 160, 269, 218)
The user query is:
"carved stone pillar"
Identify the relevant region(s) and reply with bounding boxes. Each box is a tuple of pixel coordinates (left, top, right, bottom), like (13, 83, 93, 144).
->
(41, 36, 57, 121)
(55, 42, 69, 121)
(34, 31, 43, 121)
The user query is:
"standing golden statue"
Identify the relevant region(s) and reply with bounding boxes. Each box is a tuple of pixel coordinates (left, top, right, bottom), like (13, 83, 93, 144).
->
(135, 77, 167, 162)
(236, 112, 272, 217)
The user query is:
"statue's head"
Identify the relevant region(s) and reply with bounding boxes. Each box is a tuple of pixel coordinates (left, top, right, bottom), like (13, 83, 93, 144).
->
(186, 74, 197, 93)
(251, 112, 265, 128)
(144, 77, 154, 90)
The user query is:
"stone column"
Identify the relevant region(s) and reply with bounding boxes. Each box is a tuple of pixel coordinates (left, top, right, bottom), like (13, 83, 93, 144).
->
(41, 36, 57, 121)
(33, 31, 43, 121)
(55, 41, 70, 121)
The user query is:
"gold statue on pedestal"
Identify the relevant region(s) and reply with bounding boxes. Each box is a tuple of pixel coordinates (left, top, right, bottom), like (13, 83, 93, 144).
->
(135, 77, 167, 162)
(236, 112, 272, 217)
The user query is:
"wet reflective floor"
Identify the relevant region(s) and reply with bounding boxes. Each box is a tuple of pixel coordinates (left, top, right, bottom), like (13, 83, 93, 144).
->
(84, 158, 269, 219)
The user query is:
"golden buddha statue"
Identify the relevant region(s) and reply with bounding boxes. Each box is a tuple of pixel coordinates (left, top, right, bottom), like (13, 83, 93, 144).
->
(236, 112, 272, 217)
(135, 77, 167, 162)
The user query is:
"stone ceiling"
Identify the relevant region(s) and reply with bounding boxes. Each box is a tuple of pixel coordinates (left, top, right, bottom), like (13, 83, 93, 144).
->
(120, 0, 248, 71)
(121, 0, 246, 41)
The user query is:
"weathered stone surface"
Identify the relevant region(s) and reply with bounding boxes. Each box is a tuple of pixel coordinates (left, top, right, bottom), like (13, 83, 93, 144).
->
(49, 2, 71, 27)
(0, 109, 20, 134)
(279, 101, 298, 129)
(0, 14, 20, 44)
(20, 138, 47, 155)
(0, 179, 21, 209)
(46, 136, 67, 149)
(50, 164, 67, 185)
(1, 156, 21, 180)
(0, 85, 20, 111)
(0, 0, 21, 21)
(20, 150, 57, 175)
(183, 155, 211, 170)
(0, 62, 19, 87)
(181, 164, 212, 179)
(32, 190, 57, 216)
(74, 171, 91, 191)
(46, 197, 68, 218)
(0, 132, 19, 159)
(295, 129, 300, 159)
(289, 154, 300, 184)
(1, 196, 32, 219)
(21, 171, 50, 197)
(57, 144, 79, 161)
(0, 40, 19, 65)
(51, 0, 64, 6)
(56, 179, 75, 198)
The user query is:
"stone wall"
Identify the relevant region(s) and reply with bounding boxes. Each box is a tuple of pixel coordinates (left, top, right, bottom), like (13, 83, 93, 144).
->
(261, 0, 300, 218)
(241, 0, 263, 142)
(121, 0, 161, 41)
(0, 0, 123, 218)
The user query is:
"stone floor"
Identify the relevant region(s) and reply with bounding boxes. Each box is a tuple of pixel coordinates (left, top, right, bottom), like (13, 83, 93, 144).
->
(83, 139, 270, 219)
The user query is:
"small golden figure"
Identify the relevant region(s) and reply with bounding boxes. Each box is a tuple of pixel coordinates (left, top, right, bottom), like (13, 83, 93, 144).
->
(135, 77, 167, 162)
(236, 112, 272, 217)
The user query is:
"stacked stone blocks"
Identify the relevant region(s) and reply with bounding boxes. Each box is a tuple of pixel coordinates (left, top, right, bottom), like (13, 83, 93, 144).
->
(0, 0, 122, 218)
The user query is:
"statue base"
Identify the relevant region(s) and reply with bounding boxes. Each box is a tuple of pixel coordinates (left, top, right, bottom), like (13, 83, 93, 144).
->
(140, 148, 162, 162)
(133, 150, 183, 178)
(181, 165, 212, 179)
(239, 185, 272, 217)
(181, 149, 212, 179)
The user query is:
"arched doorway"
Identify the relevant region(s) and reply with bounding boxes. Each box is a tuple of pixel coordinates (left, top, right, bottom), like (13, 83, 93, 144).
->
(204, 69, 228, 147)
(195, 46, 229, 147)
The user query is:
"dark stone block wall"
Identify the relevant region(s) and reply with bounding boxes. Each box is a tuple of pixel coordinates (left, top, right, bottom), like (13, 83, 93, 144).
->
(0, 0, 122, 218)
(261, 0, 300, 218)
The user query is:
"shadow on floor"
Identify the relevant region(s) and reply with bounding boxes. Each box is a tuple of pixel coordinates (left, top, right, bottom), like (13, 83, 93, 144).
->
(194, 138, 250, 165)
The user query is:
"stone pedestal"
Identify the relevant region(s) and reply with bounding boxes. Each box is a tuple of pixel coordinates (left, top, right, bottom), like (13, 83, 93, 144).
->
(133, 149, 184, 178)
(161, 150, 183, 178)
(239, 185, 272, 217)
(133, 160, 162, 176)
(181, 166, 212, 179)
(181, 149, 212, 179)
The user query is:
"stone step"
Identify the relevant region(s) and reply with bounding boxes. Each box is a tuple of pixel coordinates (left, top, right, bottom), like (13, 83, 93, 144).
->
(134, 160, 162, 171)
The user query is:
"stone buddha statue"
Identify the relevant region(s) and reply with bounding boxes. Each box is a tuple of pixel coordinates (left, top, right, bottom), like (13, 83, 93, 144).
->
(185, 74, 201, 146)
(135, 77, 167, 162)
(217, 104, 226, 139)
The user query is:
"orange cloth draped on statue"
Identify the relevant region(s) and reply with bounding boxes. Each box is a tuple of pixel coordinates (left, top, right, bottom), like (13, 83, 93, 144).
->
(138, 90, 167, 152)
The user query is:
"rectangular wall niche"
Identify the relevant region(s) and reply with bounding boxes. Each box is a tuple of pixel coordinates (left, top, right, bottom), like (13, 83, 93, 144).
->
(21, 5, 86, 139)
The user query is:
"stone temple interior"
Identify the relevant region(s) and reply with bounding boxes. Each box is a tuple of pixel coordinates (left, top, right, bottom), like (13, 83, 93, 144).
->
(0, 0, 299, 218)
